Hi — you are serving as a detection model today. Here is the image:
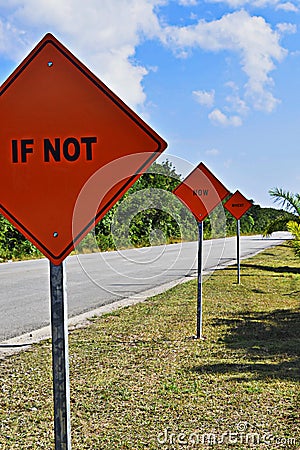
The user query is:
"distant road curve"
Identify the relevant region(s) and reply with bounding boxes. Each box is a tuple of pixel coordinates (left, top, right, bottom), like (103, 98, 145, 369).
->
(0, 231, 292, 342)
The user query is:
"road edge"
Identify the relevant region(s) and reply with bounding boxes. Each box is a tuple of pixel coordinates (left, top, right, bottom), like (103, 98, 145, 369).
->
(0, 232, 292, 358)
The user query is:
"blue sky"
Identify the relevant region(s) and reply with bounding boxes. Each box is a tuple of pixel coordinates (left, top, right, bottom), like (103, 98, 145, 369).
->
(0, 0, 299, 207)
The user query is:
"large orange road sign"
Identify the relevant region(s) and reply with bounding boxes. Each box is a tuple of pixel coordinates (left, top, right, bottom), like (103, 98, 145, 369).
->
(224, 190, 252, 220)
(173, 163, 229, 221)
(0, 33, 167, 264)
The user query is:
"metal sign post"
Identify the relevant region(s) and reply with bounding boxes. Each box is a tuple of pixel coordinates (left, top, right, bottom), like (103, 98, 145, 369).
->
(50, 261, 71, 450)
(173, 163, 230, 339)
(236, 219, 240, 284)
(197, 221, 203, 339)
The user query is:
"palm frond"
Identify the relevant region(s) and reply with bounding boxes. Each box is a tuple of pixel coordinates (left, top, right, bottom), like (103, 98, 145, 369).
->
(263, 215, 291, 237)
(269, 188, 300, 215)
(287, 220, 300, 240)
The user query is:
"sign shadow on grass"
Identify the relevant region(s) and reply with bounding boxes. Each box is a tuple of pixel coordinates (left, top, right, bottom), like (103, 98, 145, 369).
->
(242, 263, 300, 275)
(191, 308, 300, 381)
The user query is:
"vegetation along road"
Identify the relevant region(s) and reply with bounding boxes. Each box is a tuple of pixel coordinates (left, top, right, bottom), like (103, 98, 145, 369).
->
(0, 231, 291, 343)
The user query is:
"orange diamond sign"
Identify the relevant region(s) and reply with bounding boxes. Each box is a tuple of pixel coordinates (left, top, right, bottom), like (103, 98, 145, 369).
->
(173, 163, 229, 221)
(224, 190, 252, 220)
(0, 33, 167, 264)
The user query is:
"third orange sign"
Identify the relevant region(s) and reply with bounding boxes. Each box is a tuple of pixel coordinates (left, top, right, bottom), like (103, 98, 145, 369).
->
(224, 190, 252, 220)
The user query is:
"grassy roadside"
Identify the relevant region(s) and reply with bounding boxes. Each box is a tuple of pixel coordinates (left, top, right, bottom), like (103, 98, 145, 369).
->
(0, 242, 299, 449)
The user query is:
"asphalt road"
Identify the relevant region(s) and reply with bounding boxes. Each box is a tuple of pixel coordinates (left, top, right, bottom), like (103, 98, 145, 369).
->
(0, 231, 291, 342)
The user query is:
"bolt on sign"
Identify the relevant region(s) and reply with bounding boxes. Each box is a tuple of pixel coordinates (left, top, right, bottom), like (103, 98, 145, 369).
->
(173, 162, 229, 221)
(224, 190, 252, 220)
(0, 33, 167, 264)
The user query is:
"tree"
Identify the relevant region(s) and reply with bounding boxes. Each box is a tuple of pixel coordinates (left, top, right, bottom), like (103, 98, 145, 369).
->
(93, 159, 197, 250)
(264, 187, 300, 256)
(0, 215, 42, 261)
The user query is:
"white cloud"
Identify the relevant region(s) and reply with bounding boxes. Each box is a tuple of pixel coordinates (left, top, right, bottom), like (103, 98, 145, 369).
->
(179, 0, 198, 5)
(205, 148, 220, 155)
(225, 82, 249, 115)
(0, 0, 165, 109)
(207, 0, 249, 5)
(225, 94, 249, 115)
(0, 19, 28, 60)
(208, 108, 242, 126)
(164, 10, 286, 112)
(276, 22, 297, 34)
(207, 0, 282, 7)
(277, 2, 299, 11)
(193, 89, 215, 107)
(207, 0, 299, 10)
(0, 1, 293, 117)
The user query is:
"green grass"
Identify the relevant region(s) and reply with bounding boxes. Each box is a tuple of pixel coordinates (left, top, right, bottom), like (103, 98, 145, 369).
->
(0, 243, 299, 449)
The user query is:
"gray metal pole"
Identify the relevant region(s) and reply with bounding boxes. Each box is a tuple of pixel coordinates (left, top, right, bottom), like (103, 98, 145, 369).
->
(237, 219, 240, 284)
(197, 221, 203, 339)
(50, 261, 71, 450)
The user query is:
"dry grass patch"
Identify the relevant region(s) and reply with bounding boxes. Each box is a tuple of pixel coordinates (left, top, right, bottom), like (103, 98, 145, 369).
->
(0, 243, 299, 449)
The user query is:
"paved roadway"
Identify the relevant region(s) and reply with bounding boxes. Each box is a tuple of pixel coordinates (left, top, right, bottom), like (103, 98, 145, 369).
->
(0, 231, 291, 342)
